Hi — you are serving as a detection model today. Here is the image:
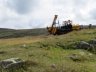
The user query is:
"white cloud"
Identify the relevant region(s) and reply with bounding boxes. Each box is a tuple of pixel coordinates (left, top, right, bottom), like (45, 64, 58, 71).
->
(0, 0, 96, 29)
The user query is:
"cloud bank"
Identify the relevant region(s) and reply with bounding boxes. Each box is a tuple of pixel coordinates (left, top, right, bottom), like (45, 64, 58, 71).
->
(0, 0, 96, 29)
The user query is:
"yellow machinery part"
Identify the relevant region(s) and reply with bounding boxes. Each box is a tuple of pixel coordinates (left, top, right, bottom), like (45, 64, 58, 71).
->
(52, 27, 57, 34)
(53, 27, 57, 34)
(72, 24, 80, 30)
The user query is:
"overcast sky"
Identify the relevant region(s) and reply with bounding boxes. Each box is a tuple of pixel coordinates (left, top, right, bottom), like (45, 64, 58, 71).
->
(0, 0, 96, 29)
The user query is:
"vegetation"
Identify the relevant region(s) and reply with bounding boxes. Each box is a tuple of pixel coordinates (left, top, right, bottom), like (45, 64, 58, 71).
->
(0, 29, 96, 72)
(0, 28, 47, 39)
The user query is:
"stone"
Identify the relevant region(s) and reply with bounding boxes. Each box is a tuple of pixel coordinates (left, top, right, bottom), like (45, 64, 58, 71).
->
(76, 41, 94, 51)
(79, 51, 85, 56)
(51, 64, 56, 68)
(0, 51, 6, 54)
(88, 53, 93, 56)
(22, 44, 27, 48)
(69, 54, 80, 61)
(88, 39, 96, 46)
(0, 58, 25, 69)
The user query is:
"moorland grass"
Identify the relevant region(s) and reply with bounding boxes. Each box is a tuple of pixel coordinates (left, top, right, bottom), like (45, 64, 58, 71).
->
(0, 29, 96, 72)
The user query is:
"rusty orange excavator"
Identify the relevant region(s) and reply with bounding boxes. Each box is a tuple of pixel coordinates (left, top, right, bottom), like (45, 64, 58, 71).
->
(47, 15, 81, 35)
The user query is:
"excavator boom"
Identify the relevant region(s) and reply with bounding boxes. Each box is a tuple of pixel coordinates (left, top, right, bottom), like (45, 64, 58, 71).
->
(52, 15, 58, 27)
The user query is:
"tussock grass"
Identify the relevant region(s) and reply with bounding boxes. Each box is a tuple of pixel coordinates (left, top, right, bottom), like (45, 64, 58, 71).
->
(0, 29, 96, 72)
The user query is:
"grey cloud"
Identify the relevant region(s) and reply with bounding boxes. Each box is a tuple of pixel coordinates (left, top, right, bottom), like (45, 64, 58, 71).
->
(72, 0, 91, 24)
(90, 9, 96, 20)
(73, 0, 86, 8)
(0, 0, 96, 29)
(7, 0, 37, 14)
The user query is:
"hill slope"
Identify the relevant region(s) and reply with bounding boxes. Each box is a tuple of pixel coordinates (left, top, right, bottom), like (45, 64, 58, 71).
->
(0, 29, 96, 72)
(0, 28, 48, 38)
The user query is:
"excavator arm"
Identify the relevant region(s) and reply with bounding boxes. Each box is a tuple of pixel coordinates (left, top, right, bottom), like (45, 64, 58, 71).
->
(47, 15, 58, 34)
(51, 15, 58, 28)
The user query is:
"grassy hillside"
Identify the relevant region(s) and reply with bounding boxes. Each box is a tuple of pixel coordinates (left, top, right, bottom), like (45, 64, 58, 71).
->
(0, 29, 96, 72)
(0, 28, 48, 39)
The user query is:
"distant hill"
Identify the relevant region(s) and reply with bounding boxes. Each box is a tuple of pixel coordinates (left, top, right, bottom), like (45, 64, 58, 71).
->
(0, 25, 96, 39)
(0, 28, 48, 39)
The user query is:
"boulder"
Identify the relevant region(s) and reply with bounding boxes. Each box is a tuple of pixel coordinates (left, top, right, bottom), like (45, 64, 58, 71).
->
(0, 58, 25, 69)
(69, 54, 80, 61)
(88, 39, 96, 47)
(76, 41, 94, 51)
(69, 52, 94, 62)
(51, 64, 56, 68)
(0, 51, 6, 54)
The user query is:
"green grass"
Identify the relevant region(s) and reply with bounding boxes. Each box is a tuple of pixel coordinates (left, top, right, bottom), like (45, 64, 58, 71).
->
(0, 28, 47, 39)
(0, 29, 96, 72)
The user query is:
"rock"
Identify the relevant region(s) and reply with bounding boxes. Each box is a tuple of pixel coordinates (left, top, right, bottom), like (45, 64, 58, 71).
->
(88, 53, 93, 56)
(69, 54, 81, 61)
(51, 64, 56, 68)
(88, 39, 96, 46)
(0, 51, 6, 54)
(79, 51, 85, 56)
(22, 44, 27, 48)
(76, 41, 94, 51)
(0, 58, 25, 69)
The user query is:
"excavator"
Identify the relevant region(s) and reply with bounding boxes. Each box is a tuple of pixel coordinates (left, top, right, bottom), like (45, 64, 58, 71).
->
(47, 15, 81, 35)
